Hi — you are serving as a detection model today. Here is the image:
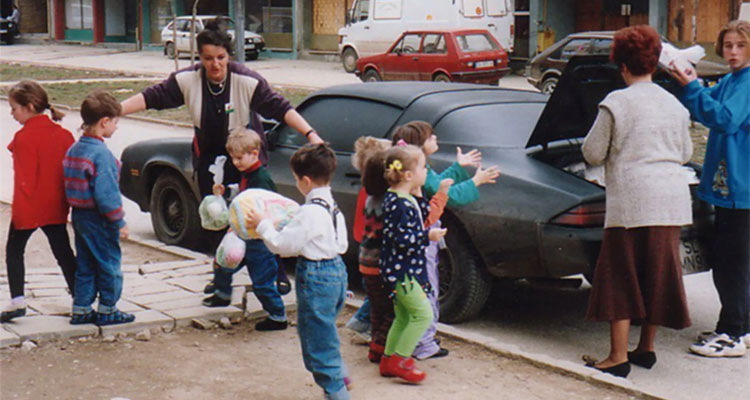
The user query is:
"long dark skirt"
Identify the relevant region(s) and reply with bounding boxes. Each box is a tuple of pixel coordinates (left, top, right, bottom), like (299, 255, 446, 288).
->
(586, 226, 691, 330)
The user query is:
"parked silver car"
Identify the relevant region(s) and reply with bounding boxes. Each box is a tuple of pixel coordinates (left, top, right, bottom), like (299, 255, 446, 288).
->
(161, 15, 265, 60)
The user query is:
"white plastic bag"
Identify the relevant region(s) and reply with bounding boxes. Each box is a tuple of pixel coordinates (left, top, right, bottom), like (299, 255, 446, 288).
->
(199, 195, 229, 231)
(215, 231, 246, 269)
(228, 189, 301, 239)
(660, 42, 706, 73)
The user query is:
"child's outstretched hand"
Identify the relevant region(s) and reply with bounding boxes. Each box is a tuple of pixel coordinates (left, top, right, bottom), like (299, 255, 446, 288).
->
(429, 227, 447, 242)
(456, 147, 482, 168)
(244, 207, 265, 230)
(119, 224, 129, 240)
(212, 184, 225, 197)
(472, 165, 501, 187)
(438, 178, 454, 194)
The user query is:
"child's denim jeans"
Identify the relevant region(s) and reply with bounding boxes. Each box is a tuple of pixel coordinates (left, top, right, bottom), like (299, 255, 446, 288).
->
(296, 256, 350, 400)
(213, 239, 286, 321)
(71, 209, 122, 315)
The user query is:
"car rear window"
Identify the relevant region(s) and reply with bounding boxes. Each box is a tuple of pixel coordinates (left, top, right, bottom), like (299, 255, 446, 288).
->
(455, 33, 499, 53)
(433, 103, 545, 148)
(275, 97, 402, 153)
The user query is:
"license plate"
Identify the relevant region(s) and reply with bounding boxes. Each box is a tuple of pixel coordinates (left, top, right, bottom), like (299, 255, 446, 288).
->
(246, 44, 255, 49)
(680, 237, 710, 274)
(475, 60, 493, 68)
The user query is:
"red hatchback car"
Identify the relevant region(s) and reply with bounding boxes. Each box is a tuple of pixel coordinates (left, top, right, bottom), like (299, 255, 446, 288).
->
(355, 29, 510, 85)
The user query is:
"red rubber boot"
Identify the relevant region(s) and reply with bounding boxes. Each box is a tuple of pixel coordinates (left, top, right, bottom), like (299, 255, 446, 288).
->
(369, 342, 385, 363)
(389, 354, 426, 383)
(379, 354, 395, 377)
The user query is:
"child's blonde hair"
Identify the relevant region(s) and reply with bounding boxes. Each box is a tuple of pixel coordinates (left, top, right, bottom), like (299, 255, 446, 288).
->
(226, 128, 262, 155)
(716, 20, 750, 57)
(352, 136, 391, 172)
(8, 80, 65, 122)
(383, 145, 423, 186)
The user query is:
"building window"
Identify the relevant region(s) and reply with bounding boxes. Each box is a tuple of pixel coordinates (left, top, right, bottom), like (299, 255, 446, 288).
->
(65, 0, 93, 30)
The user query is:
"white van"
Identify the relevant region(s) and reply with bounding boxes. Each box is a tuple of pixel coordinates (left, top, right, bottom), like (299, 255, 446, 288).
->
(338, 0, 514, 72)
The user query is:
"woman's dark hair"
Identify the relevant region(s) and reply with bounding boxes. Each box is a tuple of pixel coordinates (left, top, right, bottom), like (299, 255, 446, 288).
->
(9, 80, 65, 121)
(290, 143, 337, 184)
(362, 150, 388, 196)
(80, 90, 122, 127)
(610, 25, 661, 76)
(196, 18, 234, 55)
(391, 120, 433, 147)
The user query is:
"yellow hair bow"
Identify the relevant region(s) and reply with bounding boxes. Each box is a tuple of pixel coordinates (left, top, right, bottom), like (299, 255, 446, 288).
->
(389, 160, 403, 172)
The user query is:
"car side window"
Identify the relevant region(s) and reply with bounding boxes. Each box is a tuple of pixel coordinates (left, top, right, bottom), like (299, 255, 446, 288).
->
(177, 20, 190, 32)
(399, 34, 422, 54)
(274, 98, 402, 154)
(550, 38, 591, 60)
(423, 34, 446, 54)
(591, 39, 612, 56)
(352, 0, 369, 23)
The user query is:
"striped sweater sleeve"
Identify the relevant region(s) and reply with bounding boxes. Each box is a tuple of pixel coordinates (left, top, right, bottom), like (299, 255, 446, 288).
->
(94, 155, 125, 228)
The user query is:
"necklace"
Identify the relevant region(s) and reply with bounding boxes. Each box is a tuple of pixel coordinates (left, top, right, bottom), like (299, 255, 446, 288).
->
(206, 75, 227, 96)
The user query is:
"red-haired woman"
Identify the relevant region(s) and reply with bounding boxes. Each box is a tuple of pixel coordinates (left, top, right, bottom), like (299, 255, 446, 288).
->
(581, 25, 694, 378)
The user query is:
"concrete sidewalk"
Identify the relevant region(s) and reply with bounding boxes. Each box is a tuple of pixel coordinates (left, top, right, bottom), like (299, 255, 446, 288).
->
(0, 43, 536, 91)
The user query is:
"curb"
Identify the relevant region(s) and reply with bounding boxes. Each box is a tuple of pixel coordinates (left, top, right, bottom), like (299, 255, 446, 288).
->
(342, 298, 667, 400)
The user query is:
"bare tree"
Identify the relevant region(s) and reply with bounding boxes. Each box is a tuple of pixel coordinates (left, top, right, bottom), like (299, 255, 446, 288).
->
(190, 0, 200, 64)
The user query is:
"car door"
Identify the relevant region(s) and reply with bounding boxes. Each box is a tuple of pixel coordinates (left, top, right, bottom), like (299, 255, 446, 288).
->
(267, 96, 404, 260)
(418, 33, 449, 81)
(546, 38, 593, 75)
(382, 33, 422, 81)
(175, 20, 191, 52)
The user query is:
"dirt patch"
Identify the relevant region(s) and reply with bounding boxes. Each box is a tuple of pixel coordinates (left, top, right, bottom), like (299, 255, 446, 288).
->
(0, 309, 639, 400)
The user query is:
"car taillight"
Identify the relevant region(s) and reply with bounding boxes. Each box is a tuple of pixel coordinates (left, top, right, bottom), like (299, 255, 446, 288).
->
(550, 202, 606, 227)
(465, 61, 475, 67)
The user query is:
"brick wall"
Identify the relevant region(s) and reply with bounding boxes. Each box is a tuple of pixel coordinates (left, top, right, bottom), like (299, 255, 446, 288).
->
(18, 0, 48, 33)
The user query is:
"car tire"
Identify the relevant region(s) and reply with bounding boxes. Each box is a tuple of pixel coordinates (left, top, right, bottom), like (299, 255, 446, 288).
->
(438, 212, 491, 323)
(150, 172, 201, 249)
(342, 48, 358, 73)
(165, 42, 177, 59)
(541, 76, 558, 94)
(432, 72, 452, 83)
(246, 51, 259, 61)
(363, 69, 382, 82)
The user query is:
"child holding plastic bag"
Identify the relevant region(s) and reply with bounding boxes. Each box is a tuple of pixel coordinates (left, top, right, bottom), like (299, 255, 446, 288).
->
(200, 128, 288, 331)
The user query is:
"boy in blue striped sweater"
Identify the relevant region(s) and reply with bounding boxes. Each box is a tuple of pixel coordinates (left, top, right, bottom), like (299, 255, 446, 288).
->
(63, 90, 134, 326)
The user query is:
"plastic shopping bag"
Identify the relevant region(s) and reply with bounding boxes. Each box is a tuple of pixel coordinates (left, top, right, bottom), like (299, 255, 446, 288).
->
(228, 189, 300, 239)
(199, 195, 229, 231)
(215, 231, 246, 269)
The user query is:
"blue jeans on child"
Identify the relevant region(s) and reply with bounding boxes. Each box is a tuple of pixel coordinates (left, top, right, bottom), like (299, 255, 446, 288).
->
(213, 239, 286, 322)
(296, 256, 350, 400)
(71, 209, 122, 315)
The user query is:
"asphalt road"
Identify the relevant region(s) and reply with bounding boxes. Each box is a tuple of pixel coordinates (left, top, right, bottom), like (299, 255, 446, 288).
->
(1, 46, 748, 399)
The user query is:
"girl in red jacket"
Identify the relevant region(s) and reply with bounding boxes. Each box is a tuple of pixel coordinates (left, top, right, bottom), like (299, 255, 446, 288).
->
(1, 81, 77, 322)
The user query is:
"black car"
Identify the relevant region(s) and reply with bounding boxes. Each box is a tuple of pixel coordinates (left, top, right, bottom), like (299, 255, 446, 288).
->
(527, 31, 730, 94)
(121, 56, 713, 323)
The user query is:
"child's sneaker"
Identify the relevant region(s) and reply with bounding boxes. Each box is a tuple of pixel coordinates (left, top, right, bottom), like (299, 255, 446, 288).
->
(254, 318, 287, 331)
(202, 294, 230, 307)
(741, 333, 750, 349)
(277, 269, 292, 295)
(96, 310, 135, 326)
(344, 317, 371, 342)
(0, 306, 26, 323)
(689, 333, 747, 357)
(203, 281, 216, 294)
(70, 310, 97, 325)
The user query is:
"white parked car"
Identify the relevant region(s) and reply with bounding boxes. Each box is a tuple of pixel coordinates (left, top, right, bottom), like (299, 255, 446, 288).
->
(161, 15, 265, 60)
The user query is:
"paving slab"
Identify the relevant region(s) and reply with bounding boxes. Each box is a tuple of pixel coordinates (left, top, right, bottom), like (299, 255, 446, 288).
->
(164, 264, 213, 278)
(163, 305, 243, 327)
(139, 259, 207, 275)
(121, 263, 141, 273)
(25, 280, 68, 290)
(24, 273, 68, 283)
(114, 300, 147, 313)
(0, 327, 21, 348)
(126, 289, 200, 307)
(165, 276, 212, 293)
(99, 310, 175, 336)
(143, 295, 204, 312)
(124, 281, 181, 296)
(2, 315, 97, 342)
(29, 288, 70, 298)
(26, 297, 71, 316)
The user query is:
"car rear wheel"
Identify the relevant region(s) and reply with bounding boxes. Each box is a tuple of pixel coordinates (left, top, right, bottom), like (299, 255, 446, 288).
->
(432, 73, 452, 83)
(438, 213, 491, 323)
(342, 48, 358, 73)
(246, 51, 259, 61)
(363, 69, 382, 82)
(165, 42, 176, 59)
(541, 76, 558, 94)
(150, 172, 201, 249)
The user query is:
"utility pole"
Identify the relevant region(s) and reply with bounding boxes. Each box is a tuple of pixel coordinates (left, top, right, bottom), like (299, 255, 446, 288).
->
(234, 0, 245, 63)
(190, 0, 200, 65)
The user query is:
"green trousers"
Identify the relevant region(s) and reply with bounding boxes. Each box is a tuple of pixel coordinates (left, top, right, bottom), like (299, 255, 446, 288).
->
(384, 276, 434, 357)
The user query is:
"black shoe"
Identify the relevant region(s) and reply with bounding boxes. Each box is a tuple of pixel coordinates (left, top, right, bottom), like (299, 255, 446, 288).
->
(1, 307, 26, 322)
(585, 360, 631, 378)
(202, 294, 231, 307)
(70, 310, 97, 325)
(255, 318, 288, 331)
(277, 272, 292, 296)
(628, 351, 657, 369)
(204, 281, 216, 294)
